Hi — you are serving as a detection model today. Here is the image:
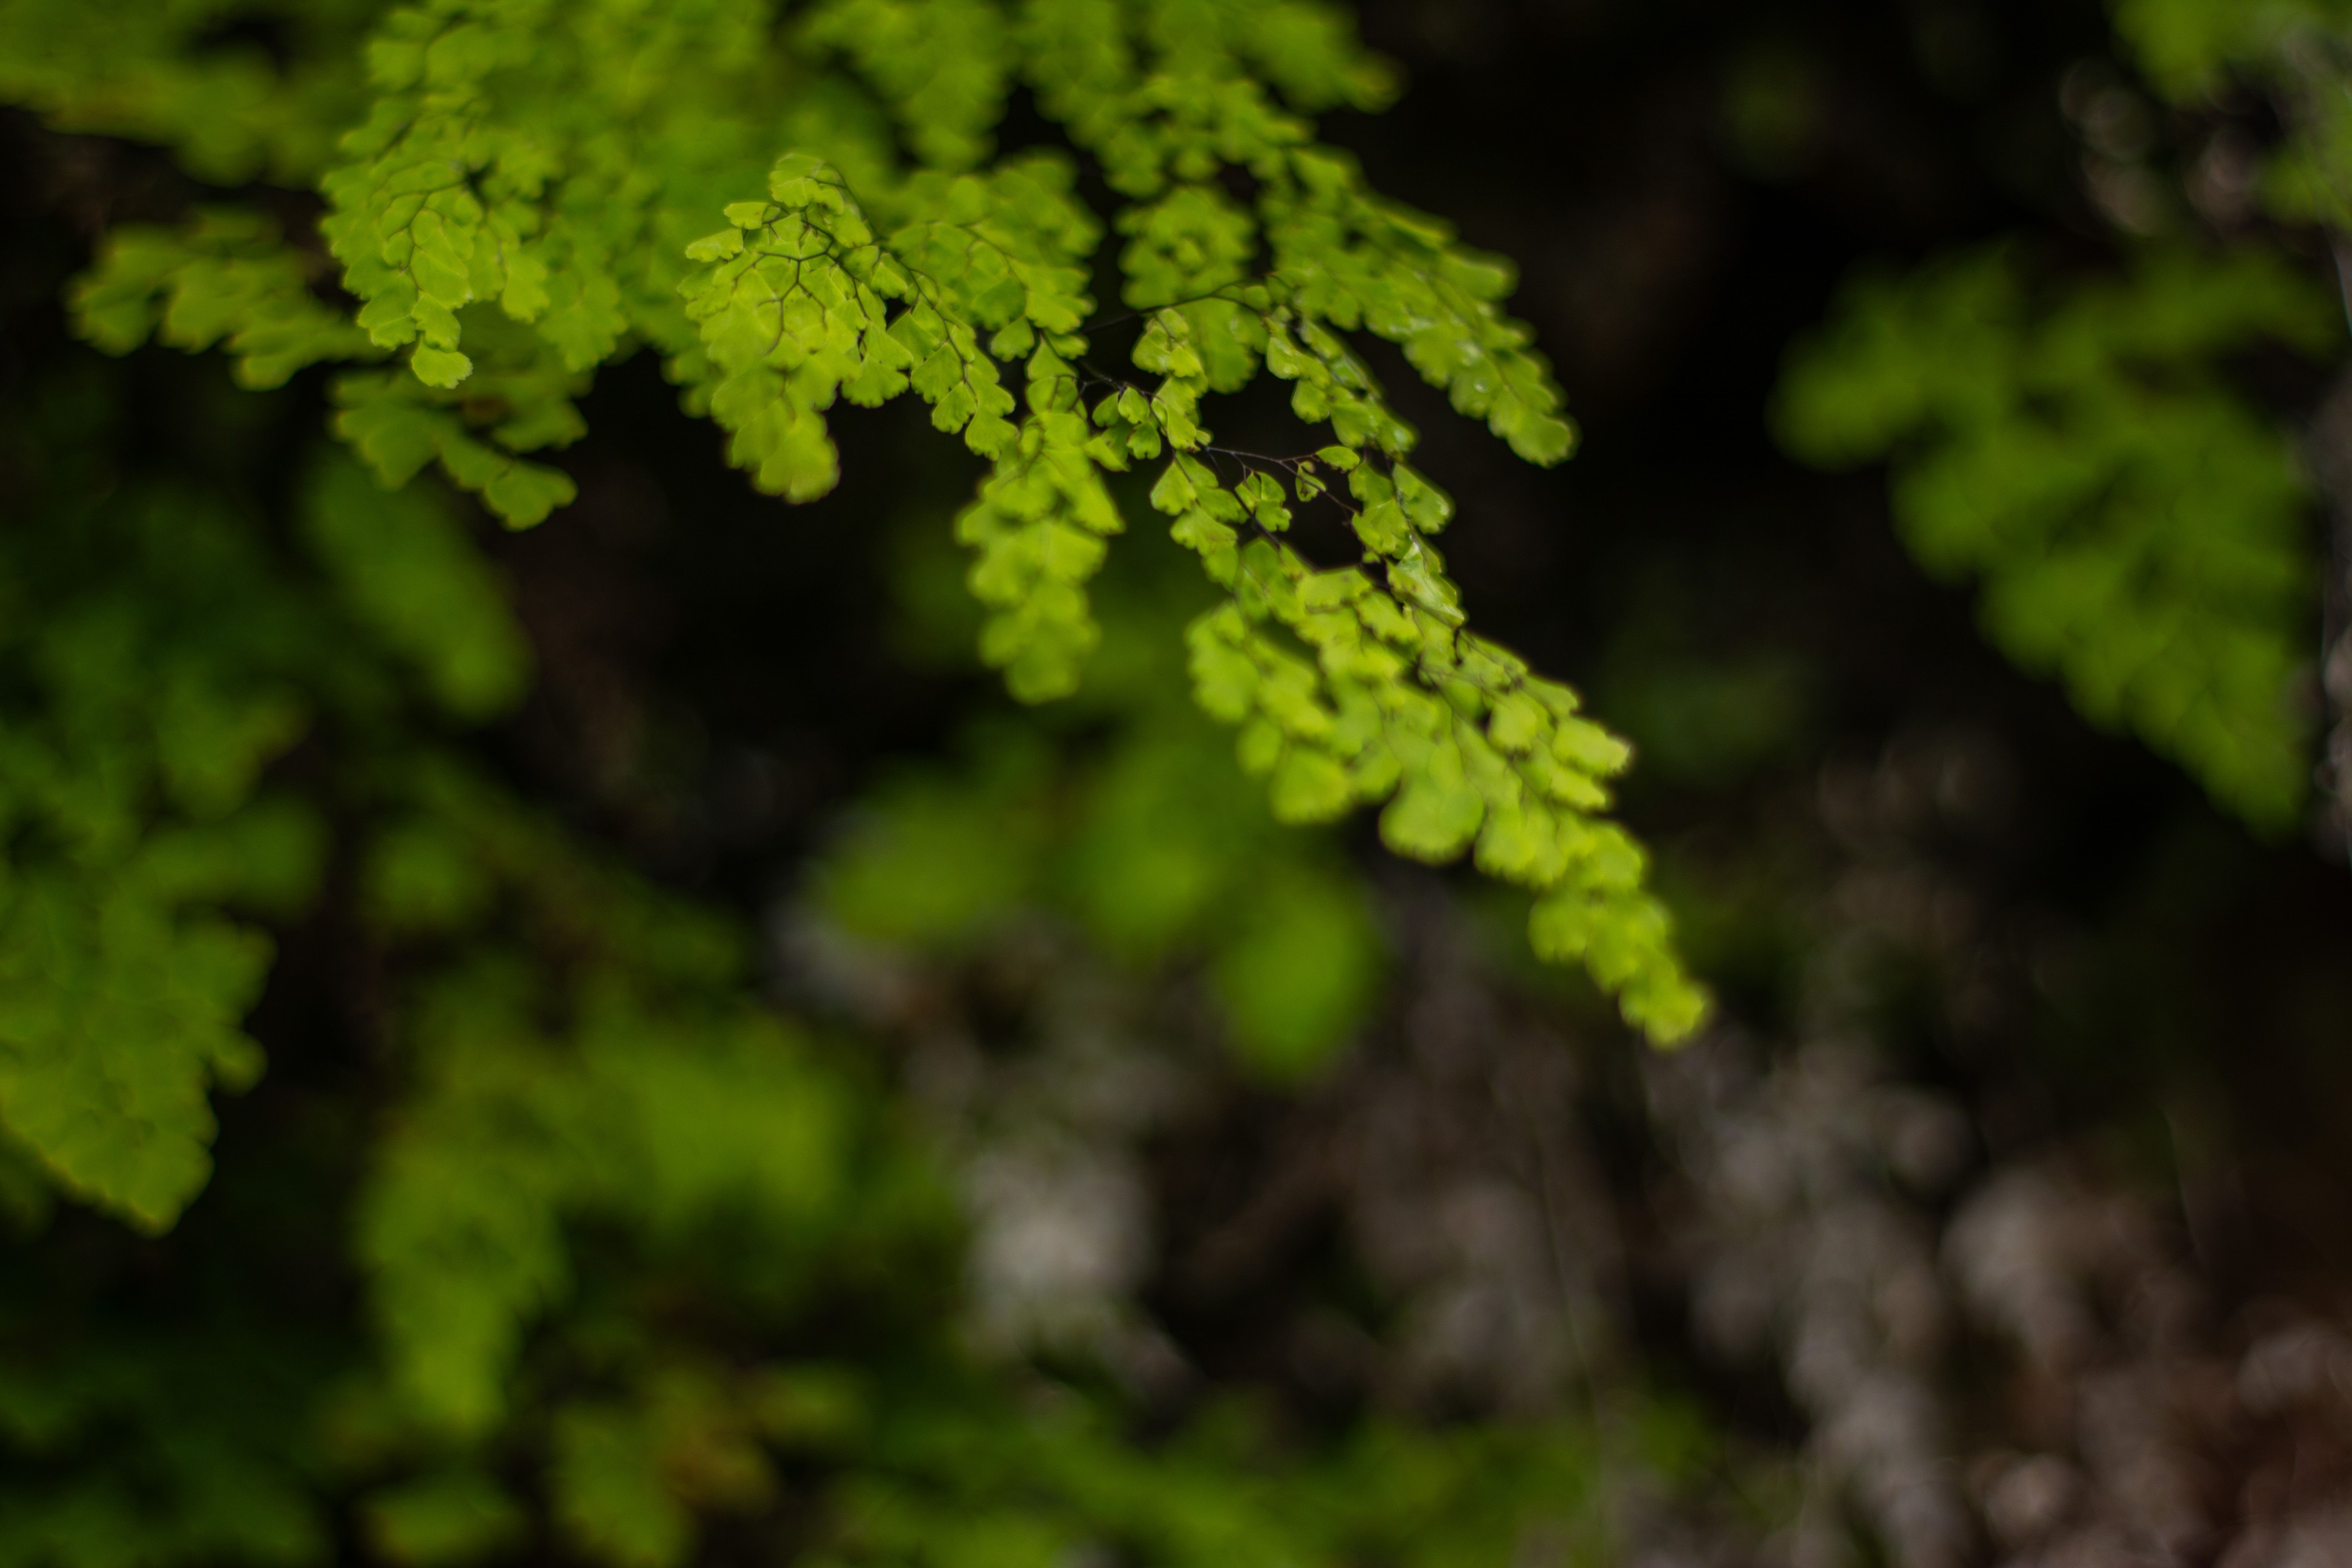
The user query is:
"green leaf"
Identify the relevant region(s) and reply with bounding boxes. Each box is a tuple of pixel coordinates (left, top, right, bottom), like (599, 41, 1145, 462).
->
(410, 346, 474, 387)
(0, 874, 273, 1233)
(1269, 744, 1352, 823)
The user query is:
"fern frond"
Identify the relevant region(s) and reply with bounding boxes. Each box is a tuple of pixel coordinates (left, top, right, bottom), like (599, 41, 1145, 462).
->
(37, 0, 1705, 1045)
(1778, 246, 2334, 828)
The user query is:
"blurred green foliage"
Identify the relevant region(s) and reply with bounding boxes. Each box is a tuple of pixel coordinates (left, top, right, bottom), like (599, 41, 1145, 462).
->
(1777, 246, 2334, 827)
(2116, 0, 2352, 100)
(2116, 0, 2352, 250)
(0, 352, 1702, 1568)
(820, 530, 1383, 1079)
(1774, 0, 2352, 831)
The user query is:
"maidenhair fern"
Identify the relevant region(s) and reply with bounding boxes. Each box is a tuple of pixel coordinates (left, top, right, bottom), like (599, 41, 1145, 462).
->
(0, 357, 1703, 1567)
(0, 403, 525, 1233)
(1777, 246, 2334, 828)
(1770, 0, 2352, 830)
(12, 0, 1707, 1051)
(0, 454, 332, 1230)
